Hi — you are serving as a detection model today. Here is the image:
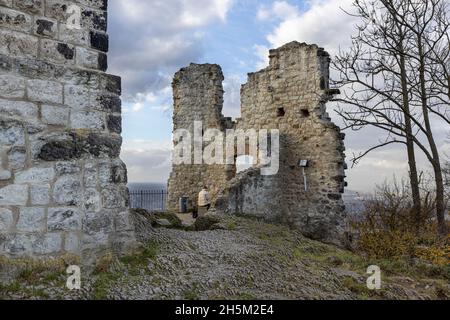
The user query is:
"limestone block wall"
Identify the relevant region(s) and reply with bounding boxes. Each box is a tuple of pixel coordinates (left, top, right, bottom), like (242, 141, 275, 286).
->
(224, 42, 347, 243)
(168, 42, 346, 243)
(0, 0, 136, 262)
(215, 166, 283, 222)
(167, 64, 234, 212)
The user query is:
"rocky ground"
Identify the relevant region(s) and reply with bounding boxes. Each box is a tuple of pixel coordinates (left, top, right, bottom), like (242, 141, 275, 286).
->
(0, 214, 448, 300)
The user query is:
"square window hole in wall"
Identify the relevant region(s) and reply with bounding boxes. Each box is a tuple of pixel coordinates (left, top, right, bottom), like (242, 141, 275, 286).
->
(301, 109, 310, 117)
(277, 107, 286, 117)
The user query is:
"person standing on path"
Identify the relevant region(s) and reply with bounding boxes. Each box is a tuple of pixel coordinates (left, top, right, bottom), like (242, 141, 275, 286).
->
(198, 186, 211, 211)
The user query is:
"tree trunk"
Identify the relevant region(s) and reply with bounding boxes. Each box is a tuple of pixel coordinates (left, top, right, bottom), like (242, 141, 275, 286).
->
(398, 34, 422, 231)
(417, 39, 448, 237)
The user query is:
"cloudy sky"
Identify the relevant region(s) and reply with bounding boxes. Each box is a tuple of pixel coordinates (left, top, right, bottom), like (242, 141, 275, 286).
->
(108, 0, 449, 192)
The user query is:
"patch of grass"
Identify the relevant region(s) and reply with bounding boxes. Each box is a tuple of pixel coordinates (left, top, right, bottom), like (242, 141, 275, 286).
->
(226, 220, 237, 231)
(92, 272, 121, 300)
(0, 281, 51, 300)
(293, 237, 449, 283)
(194, 215, 222, 231)
(234, 292, 258, 300)
(341, 276, 381, 299)
(0, 281, 22, 298)
(31, 288, 50, 299)
(154, 212, 183, 229)
(93, 254, 115, 275)
(183, 282, 201, 300)
(42, 271, 63, 284)
(374, 258, 450, 281)
(118, 241, 160, 277)
(120, 240, 159, 267)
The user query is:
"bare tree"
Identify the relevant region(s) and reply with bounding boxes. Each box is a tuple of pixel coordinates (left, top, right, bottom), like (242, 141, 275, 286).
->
(332, 0, 449, 236)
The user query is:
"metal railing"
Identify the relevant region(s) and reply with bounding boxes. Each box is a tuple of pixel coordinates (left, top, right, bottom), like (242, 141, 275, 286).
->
(129, 190, 167, 212)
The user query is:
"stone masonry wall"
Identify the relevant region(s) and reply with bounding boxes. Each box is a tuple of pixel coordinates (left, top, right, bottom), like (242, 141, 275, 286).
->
(0, 0, 137, 263)
(223, 42, 346, 243)
(168, 42, 347, 243)
(167, 64, 234, 212)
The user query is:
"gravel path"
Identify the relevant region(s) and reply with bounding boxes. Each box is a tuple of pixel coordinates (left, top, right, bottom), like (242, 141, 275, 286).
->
(2, 216, 447, 300)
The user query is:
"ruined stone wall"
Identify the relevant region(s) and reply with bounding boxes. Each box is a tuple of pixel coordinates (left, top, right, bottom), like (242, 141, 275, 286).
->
(167, 64, 234, 211)
(223, 42, 347, 243)
(0, 0, 137, 263)
(215, 166, 283, 222)
(168, 42, 346, 243)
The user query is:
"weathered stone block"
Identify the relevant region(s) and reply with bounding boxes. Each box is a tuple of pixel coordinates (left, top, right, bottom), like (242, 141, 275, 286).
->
(0, 99, 38, 121)
(84, 188, 100, 212)
(44, 0, 71, 21)
(2, 234, 32, 256)
(0, 0, 12, 8)
(53, 175, 81, 205)
(48, 207, 81, 231)
(55, 161, 81, 175)
(16, 207, 46, 232)
(81, 8, 107, 31)
(114, 211, 134, 232)
(101, 186, 127, 209)
(40, 39, 75, 64)
(64, 84, 90, 109)
(89, 30, 108, 52)
(0, 208, 14, 231)
(0, 7, 32, 32)
(70, 110, 105, 130)
(75, 0, 107, 11)
(83, 211, 113, 236)
(0, 119, 25, 146)
(14, 0, 43, 15)
(32, 233, 62, 255)
(0, 184, 28, 205)
(8, 146, 27, 170)
(94, 94, 121, 112)
(76, 46, 104, 70)
(34, 17, 57, 37)
(64, 232, 80, 253)
(0, 74, 26, 99)
(59, 23, 89, 46)
(81, 231, 109, 249)
(0, 29, 38, 58)
(0, 170, 12, 180)
(41, 104, 69, 125)
(27, 79, 63, 104)
(15, 167, 55, 184)
(107, 114, 121, 133)
(83, 162, 98, 188)
(85, 132, 122, 157)
(30, 184, 50, 205)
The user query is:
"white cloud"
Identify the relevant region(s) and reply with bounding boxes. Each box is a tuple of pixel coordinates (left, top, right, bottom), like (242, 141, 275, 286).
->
(260, 0, 356, 56)
(258, 1, 300, 21)
(253, 44, 270, 70)
(223, 74, 246, 118)
(109, 0, 234, 101)
(181, 0, 233, 27)
(257, 7, 271, 21)
(121, 140, 173, 183)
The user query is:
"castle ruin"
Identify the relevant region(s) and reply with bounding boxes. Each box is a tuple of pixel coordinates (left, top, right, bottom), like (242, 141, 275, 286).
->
(168, 42, 347, 243)
(0, 0, 137, 263)
(0, 0, 347, 264)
